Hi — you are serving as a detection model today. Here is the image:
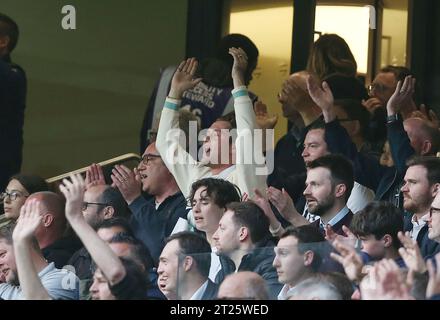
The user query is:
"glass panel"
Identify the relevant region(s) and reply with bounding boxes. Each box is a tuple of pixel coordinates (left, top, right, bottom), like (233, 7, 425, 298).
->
(315, 5, 371, 75)
(227, 0, 294, 143)
(380, 0, 409, 68)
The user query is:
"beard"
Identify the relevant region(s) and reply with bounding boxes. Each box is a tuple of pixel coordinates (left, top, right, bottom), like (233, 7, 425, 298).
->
(308, 196, 336, 216)
(403, 195, 432, 214)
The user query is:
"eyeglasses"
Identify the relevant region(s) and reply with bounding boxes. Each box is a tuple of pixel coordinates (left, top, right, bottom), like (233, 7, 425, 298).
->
(429, 206, 440, 218)
(368, 83, 392, 94)
(0, 191, 29, 202)
(140, 153, 161, 165)
(82, 202, 108, 211)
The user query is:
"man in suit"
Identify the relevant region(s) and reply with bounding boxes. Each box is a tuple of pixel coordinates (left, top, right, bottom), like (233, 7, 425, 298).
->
(157, 231, 218, 300)
(268, 154, 355, 238)
(304, 154, 355, 235)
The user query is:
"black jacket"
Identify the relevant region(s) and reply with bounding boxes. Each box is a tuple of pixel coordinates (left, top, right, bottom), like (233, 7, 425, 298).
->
(200, 280, 219, 300)
(215, 237, 282, 300)
(0, 54, 27, 190)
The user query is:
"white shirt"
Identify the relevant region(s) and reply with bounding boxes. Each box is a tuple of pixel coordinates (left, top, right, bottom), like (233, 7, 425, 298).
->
(189, 280, 209, 300)
(304, 206, 350, 230)
(209, 247, 221, 282)
(410, 214, 428, 241)
(278, 284, 296, 300)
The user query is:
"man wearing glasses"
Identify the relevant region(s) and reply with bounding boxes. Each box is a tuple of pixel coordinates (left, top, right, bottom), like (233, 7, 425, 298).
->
(427, 194, 440, 243)
(363, 66, 414, 115)
(111, 142, 189, 265)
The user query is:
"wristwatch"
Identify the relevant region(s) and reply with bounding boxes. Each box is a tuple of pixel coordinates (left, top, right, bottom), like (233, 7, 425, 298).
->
(386, 113, 400, 124)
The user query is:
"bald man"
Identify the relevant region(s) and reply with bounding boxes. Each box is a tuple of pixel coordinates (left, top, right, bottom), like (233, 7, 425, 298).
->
(217, 271, 269, 300)
(68, 184, 129, 281)
(268, 71, 324, 203)
(26, 191, 81, 269)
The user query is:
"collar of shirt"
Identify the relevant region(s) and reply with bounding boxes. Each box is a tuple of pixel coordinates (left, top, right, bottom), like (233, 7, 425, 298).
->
(278, 284, 297, 300)
(189, 280, 209, 300)
(321, 206, 350, 229)
(411, 214, 427, 227)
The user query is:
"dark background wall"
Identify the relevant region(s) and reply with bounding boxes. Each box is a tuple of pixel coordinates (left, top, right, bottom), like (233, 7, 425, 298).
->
(411, 0, 440, 113)
(2, 0, 188, 178)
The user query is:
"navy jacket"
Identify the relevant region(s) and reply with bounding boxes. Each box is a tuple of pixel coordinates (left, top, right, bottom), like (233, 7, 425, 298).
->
(0, 54, 27, 191)
(215, 237, 282, 300)
(403, 213, 440, 259)
(129, 193, 189, 264)
(200, 280, 219, 300)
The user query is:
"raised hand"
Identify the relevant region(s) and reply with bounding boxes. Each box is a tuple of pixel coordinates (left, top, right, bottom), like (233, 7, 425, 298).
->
(306, 75, 335, 123)
(397, 231, 427, 273)
(254, 100, 278, 129)
(85, 163, 106, 190)
(251, 188, 283, 237)
(267, 186, 309, 227)
(12, 199, 43, 243)
(111, 164, 142, 205)
(267, 187, 294, 219)
(330, 239, 364, 282)
(169, 58, 202, 99)
(386, 75, 415, 116)
(59, 173, 86, 222)
(229, 47, 248, 88)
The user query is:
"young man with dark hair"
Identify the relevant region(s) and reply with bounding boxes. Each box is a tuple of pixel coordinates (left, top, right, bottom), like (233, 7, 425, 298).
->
(274, 225, 325, 299)
(212, 201, 282, 299)
(189, 178, 241, 280)
(350, 201, 405, 267)
(401, 156, 440, 258)
(189, 177, 241, 244)
(301, 154, 355, 235)
(0, 13, 27, 193)
(157, 231, 217, 300)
